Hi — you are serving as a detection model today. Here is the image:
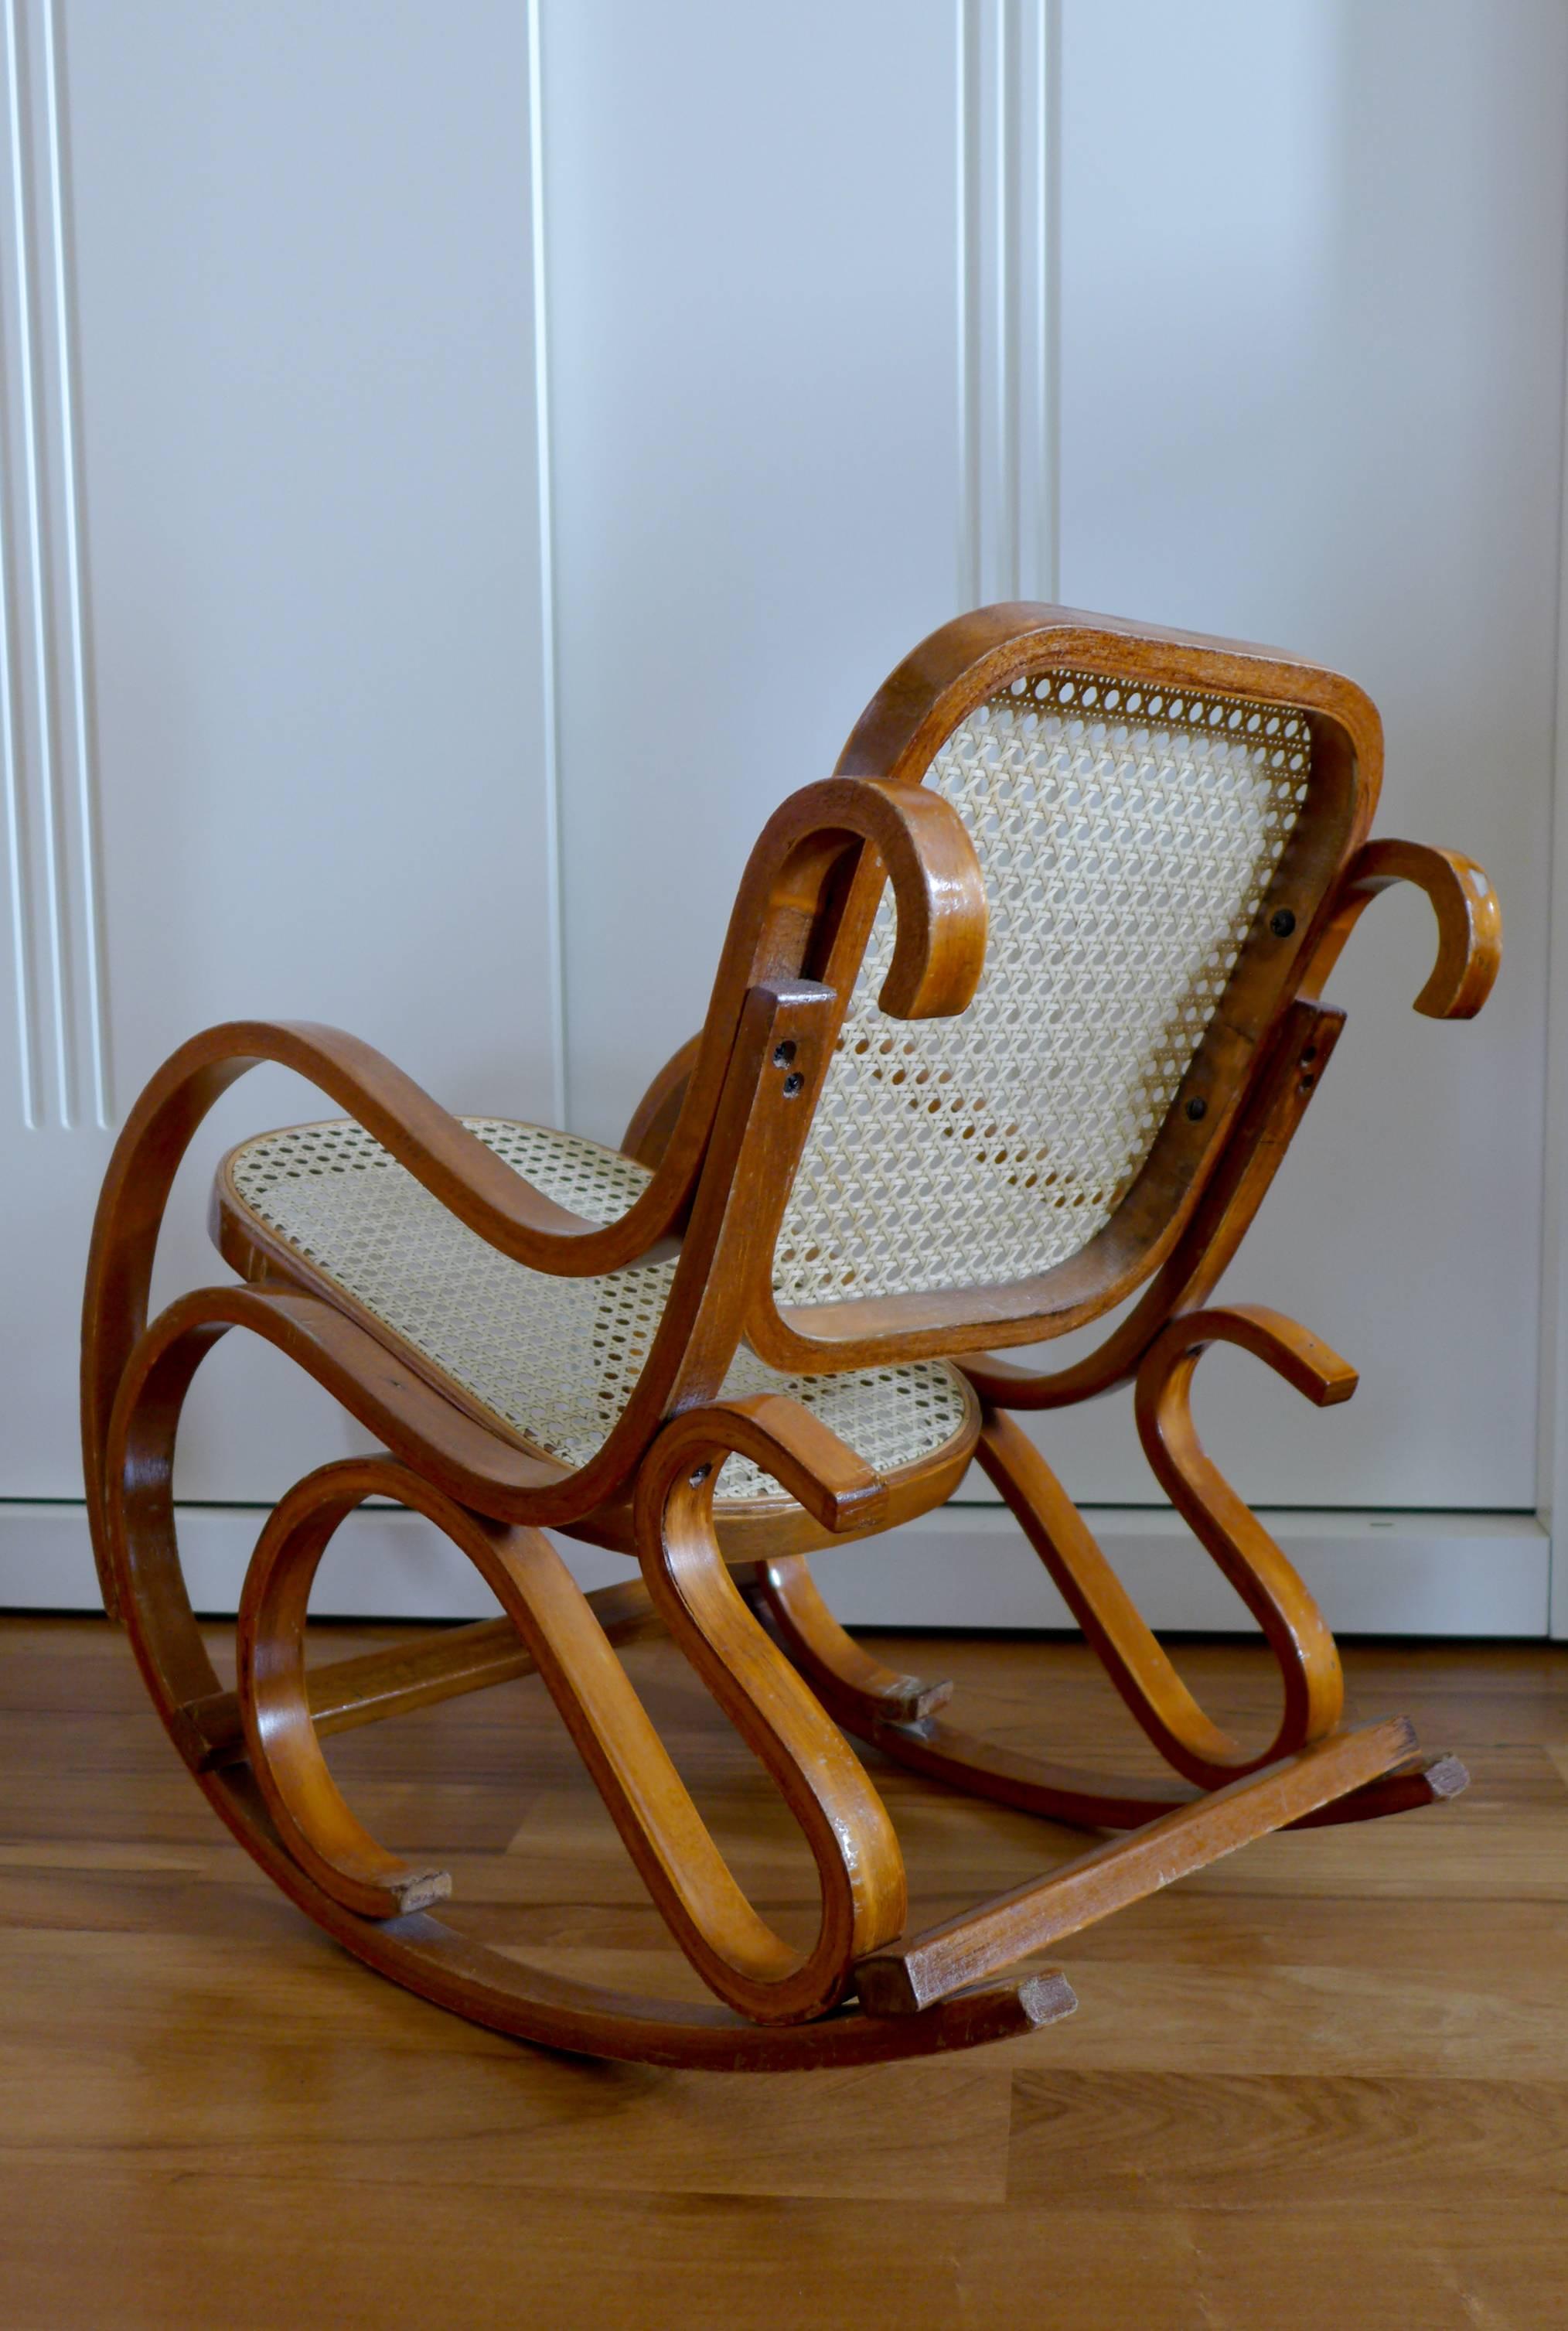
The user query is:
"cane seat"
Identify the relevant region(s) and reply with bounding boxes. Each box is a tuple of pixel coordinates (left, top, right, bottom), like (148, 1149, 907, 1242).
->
(218, 1116, 977, 1504)
(85, 601, 1500, 2070)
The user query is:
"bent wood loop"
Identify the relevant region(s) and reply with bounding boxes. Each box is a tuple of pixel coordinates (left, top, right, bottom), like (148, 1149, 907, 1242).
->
(1301, 838, 1502, 1019)
(977, 1305, 1350, 1791)
(633, 1396, 908, 2021)
(80, 778, 987, 1613)
(99, 1278, 1068, 2066)
(103, 1284, 913, 2033)
(236, 1454, 893, 2019)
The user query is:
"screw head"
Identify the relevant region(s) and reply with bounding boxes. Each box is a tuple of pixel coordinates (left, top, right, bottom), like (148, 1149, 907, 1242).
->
(772, 1040, 796, 1068)
(1270, 908, 1297, 938)
(1185, 1095, 1208, 1122)
(782, 1071, 804, 1097)
(689, 1462, 712, 1488)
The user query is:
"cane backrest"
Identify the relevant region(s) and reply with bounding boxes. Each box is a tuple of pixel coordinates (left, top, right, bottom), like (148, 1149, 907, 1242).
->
(772, 654, 1346, 1325)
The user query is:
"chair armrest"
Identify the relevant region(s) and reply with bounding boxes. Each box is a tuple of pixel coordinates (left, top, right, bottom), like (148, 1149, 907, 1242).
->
(1300, 838, 1501, 1019)
(85, 780, 985, 1566)
(81, 1016, 683, 1567)
(622, 776, 987, 1173)
(623, 1033, 701, 1168)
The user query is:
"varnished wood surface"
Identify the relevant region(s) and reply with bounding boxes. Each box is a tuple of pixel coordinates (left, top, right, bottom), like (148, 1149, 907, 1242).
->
(3, 1617, 1564, 2329)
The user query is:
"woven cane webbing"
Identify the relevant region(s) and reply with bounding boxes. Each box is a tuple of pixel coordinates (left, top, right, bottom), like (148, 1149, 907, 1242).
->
(772, 667, 1311, 1307)
(226, 1118, 973, 1503)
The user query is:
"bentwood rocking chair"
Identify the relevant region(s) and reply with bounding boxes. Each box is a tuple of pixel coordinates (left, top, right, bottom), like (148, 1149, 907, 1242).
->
(83, 605, 1501, 2070)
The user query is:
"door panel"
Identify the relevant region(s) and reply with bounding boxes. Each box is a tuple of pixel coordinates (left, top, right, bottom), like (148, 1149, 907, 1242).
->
(2, 0, 1559, 1606)
(0, 0, 558, 1500)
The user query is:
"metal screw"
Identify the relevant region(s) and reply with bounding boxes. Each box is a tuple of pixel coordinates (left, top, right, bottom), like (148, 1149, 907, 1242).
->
(1270, 908, 1297, 938)
(1185, 1095, 1207, 1121)
(782, 1072, 804, 1097)
(689, 1462, 711, 1487)
(772, 1041, 796, 1068)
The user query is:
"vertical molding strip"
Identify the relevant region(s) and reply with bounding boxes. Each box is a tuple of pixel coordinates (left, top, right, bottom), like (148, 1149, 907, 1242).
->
(1539, 149, 1568, 1636)
(4, 0, 64, 1125)
(40, 0, 107, 1124)
(956, 0, 981, 610)
(0, 1, 37, 1124)
(526, 0, 568, 1134)
(955, 0, 1061, 612)
(0, 0, 107, 1129)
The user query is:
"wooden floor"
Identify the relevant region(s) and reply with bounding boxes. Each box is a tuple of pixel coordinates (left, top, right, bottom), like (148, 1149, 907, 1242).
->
(2, 1613, 1566, 2329)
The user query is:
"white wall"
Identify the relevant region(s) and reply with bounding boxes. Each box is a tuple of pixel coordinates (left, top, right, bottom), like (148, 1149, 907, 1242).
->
(1, 0, 1563, 1625)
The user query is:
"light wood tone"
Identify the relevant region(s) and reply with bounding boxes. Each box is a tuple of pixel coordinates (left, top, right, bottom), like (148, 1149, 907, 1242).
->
(189, 1585, 663, 1770)
(2, 1620, 1563, 2331)
(962, 995, 1347, 1409)
(853, 1719, 1416, 2015)
(743, 1551, 1457, 1832)
(80, 602, 1501, 2067)
(1297, 835, 1502, 1020)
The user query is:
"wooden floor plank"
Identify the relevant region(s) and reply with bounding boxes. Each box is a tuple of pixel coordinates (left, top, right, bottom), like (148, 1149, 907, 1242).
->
(2, 1615, 1565, 2329)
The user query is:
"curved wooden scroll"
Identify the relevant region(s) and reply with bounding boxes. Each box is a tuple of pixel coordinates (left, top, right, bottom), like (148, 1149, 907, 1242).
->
(84, 777, 986, 1614)
(977, 1305, 1350, 1791)
(100, 1294, 1066, 2066)
(632, 1394, 908, 2022)
(1299, 838, 1501, 1019)
(237, 1451, 891, 2022)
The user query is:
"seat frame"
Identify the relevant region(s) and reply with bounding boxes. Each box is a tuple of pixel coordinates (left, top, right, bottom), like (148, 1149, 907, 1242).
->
(81, 603, 1499, 2069)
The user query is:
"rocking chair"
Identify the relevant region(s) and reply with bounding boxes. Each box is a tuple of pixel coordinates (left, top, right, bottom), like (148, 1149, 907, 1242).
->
(82, 604, 1500, 2070)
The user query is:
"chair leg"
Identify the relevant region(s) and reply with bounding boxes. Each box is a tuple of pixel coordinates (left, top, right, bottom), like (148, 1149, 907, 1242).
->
(100, 1299, 1075, 2065)
(631, 1400, 911, 2021)
(744, 1551, 1195, 1829)
(748, 1309, 1466, 1832)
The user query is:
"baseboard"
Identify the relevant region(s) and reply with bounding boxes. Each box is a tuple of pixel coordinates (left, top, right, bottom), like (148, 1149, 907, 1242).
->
(0, 1499, 1549, 1635)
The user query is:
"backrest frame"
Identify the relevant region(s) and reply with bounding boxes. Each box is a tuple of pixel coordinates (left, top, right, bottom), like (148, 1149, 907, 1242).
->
(738, 604, 1382, 1373)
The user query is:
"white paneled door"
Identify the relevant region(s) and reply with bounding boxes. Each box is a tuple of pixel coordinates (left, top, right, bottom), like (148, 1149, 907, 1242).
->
(2, 1, 1564, 1630)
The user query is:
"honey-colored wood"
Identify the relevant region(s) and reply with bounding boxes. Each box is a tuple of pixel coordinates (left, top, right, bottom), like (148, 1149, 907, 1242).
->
(854, 1719, 1418, 2015)
(80, 601, 1500, 2068)
(744, 1548, 1458, 1834)
(962, 997, 1347, 1409)
(189, 1587, 663, 1770)
(1298, 836, 1502, 1019)
(5, 1621, 1556, 2331)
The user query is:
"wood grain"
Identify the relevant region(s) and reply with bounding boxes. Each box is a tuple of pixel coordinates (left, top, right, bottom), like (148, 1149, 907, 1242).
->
(2, 1619, 1563, 2330)
(76, 600, 1502, 2075)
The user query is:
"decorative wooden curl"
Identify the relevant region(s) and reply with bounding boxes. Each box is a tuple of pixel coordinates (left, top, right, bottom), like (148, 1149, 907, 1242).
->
(1300, 838, 1501, 1019)
(101, 1294, 1061, 2063)
(107, 1281, 909, 2027)
(632, 1394, 909, 2022)
(974, 1303, 1351, 1793)
(239, 1434, 902, 2026)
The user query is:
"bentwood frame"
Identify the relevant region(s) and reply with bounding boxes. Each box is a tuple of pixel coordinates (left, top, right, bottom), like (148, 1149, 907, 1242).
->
(82, 603, 1501, 2069)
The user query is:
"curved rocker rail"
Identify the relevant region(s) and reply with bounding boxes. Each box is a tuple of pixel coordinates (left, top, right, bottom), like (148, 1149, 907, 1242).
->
(100, 1286, 1069, 2067)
